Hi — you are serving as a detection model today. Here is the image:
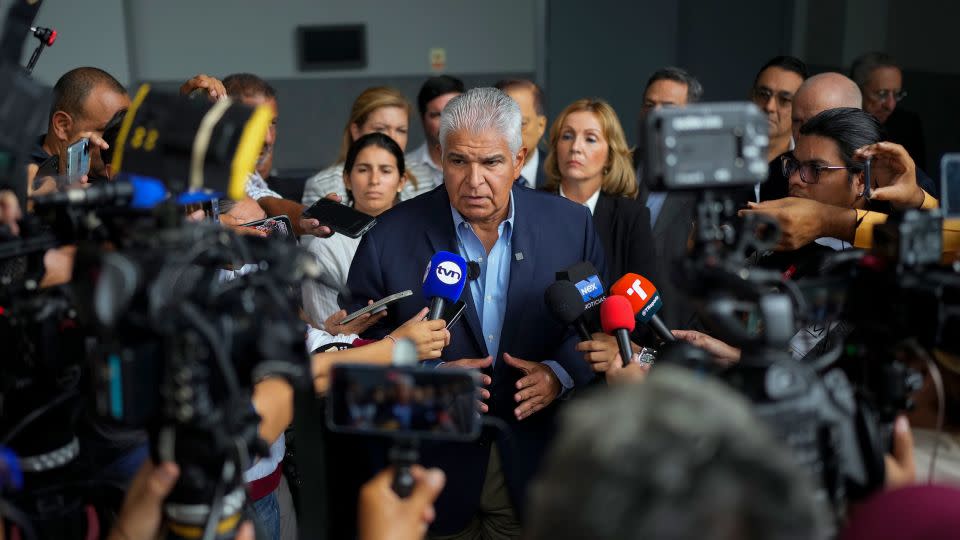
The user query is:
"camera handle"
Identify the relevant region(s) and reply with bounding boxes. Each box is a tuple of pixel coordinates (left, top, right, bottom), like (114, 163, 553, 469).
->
(389, 437, 420, 498)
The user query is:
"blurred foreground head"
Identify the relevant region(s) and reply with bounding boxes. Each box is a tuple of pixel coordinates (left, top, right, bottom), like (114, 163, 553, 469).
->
(526, 366, 819, 540)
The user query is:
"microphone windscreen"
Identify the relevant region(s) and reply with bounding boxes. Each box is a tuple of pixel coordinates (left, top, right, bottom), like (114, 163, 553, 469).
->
(544, 280, 586, 324)
(128, 175, 168, 209)
(600, 295, 636, 334)
(610, 273, 664, 323)
(421, 251, 468, 303)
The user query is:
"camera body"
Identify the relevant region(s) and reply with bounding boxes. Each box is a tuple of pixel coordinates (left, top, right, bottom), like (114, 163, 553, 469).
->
(643, 102, 769, 191)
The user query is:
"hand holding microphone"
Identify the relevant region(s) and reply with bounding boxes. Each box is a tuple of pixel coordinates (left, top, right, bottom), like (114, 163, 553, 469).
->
(600, 295, 636, 368)
(610, 273, 676, 343)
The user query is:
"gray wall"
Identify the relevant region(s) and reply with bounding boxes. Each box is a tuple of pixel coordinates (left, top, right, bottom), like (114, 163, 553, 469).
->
(6, 0, 957, 175)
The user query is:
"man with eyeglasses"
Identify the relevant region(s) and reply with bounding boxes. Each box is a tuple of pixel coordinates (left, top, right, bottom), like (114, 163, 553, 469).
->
(850, 52, 927, 172)
(750, 56, 808, 165)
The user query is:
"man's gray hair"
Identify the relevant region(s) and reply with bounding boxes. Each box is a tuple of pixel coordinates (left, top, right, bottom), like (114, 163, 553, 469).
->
(526, 366, 821, 540)
(645, 66, 704, 103)
(849, 52, 900, 88)
(439, 87, 523, 158)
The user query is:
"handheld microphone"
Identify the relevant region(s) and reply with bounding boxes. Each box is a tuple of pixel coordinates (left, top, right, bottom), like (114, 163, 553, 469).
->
(610, 273, 676, 343)
(544, 280, 590, 341)
(555, 261, 607, 333)
(600, 295, 636, 367)
(422, 251, 468, 321)
(30, 176, 168, 210)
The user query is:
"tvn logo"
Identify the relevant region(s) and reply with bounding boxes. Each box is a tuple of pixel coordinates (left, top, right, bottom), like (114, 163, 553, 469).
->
(435, 261, 463, 285)
(576, 275, 604, 302)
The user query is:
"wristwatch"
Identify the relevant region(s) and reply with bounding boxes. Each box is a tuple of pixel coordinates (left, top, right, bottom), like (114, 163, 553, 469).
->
(631, 347, 657, 366)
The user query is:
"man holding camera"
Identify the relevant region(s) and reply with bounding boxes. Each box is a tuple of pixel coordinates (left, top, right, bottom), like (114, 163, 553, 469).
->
(347, 87, 603, 539)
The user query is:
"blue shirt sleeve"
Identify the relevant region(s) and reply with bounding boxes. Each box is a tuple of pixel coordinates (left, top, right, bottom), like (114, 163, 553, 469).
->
(542, 360, 574, 398)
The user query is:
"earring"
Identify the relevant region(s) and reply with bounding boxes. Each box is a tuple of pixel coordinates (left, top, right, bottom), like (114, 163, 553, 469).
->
(857, 191, 864, 198)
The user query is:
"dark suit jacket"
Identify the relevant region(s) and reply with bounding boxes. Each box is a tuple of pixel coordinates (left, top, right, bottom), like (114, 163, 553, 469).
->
(588, 192, 658, 287)
(884, 107, 928, 174)
(345, 184, 604, 533)
(650, 191, 699, 330)
(516, 151, 548, 189)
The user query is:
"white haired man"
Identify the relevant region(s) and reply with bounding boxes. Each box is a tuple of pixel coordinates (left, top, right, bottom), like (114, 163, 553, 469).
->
(346, 87, 605, 539)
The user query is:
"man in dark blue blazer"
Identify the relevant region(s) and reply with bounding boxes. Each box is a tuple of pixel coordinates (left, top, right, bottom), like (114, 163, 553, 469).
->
(346, 88, 603, 538)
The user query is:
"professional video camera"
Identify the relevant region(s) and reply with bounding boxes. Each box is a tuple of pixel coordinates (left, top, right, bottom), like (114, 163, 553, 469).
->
(0, 48, 313, 538)
(643, 102, 892, 535)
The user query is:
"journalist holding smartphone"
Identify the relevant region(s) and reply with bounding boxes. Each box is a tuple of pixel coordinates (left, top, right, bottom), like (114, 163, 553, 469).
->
(302, 132, 408, 328)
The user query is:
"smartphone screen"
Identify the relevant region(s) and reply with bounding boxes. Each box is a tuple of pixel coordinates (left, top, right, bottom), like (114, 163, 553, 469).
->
(239, 215, 296, 243)
(942, 154, 960, 218)
(326, 365, 480, 440)
(302, 199, 376, 238)
(441, 299, 467, 329)
(65, 138, 91, 184)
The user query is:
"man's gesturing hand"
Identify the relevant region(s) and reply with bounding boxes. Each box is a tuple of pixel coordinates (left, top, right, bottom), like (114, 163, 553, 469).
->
(358, 465, 446, 540)
(440, 356, 492, 413)
(504, 353, 560, 420)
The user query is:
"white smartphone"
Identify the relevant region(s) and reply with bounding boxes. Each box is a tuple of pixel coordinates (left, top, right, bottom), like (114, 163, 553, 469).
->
(341, 290, 413, 324)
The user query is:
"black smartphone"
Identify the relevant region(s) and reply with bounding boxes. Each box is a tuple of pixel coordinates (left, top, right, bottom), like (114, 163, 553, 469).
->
(441, 299, 467, 329)
(862, 156, 873, 200)
(302, 198, 376, 238)
(326, 365, 481, 441)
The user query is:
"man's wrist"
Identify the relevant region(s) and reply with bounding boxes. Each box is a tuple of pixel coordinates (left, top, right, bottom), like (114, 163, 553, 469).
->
(824, 206, 858, 242)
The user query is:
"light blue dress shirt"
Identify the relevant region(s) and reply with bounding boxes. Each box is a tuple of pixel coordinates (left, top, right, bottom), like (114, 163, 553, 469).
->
(646, 191, 667, 227)
(449, 195, 574, 392)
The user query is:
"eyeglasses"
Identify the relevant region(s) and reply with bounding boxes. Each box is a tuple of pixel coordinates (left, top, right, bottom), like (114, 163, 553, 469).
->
(751, 87, 793, 106)
(868, 89, 908, 103)
(781, 155, 860, 185)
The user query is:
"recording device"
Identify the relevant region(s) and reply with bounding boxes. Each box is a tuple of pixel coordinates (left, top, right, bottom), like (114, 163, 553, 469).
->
(555, 261, 606, 334)
(600, 295, 636, 368)
(326, 365, 481, 440)
(2, 79, 291, 539)
(327, 364, 481, 498)
(340, 290, 413, 324)
(301, 198, 377, 238)
(24, 25, 55, 75)
(64, 138, 91, 185)
(440, 299, 467, 330)
(643, 102, 769, 191)
(609, 273, 675, 343)
(941, 153, 960, 218)
(239, 215, 296, 243)
(544, 280, 590, 341)
(644, 102, 890, 534)
(862, 156, 873, 200)
(422, 251, 468, 321)
(111, 83, 273, 200)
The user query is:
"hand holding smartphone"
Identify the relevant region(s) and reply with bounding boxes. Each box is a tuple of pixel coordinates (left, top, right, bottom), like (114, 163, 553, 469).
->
(301, 198, 376, 238)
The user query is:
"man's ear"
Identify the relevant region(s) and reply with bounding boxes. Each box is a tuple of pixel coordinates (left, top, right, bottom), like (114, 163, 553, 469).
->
(535, 115, 547, 141)
(51, 111, 73, 142)
(514, 146, 528, 176)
